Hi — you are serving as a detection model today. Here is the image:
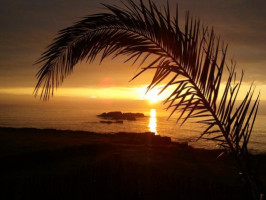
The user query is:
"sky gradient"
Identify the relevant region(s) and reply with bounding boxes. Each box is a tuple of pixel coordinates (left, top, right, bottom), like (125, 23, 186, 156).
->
(0, 0, 265, 102)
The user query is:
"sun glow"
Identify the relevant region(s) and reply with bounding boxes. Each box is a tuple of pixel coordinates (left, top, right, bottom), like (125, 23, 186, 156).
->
(139, 86, 167, 104)
(1, 83, 259, 103)
(145, 91, 161, 103)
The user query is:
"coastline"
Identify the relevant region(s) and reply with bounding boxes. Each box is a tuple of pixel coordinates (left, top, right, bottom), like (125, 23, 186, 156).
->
(0, 127, 265, 199)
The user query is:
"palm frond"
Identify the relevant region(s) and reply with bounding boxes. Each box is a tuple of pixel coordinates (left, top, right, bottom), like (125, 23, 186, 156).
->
(35, 1, 261, 198)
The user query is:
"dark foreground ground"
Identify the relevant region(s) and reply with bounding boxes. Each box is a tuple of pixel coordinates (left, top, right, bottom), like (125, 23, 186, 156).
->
(0, 127, 265, 200)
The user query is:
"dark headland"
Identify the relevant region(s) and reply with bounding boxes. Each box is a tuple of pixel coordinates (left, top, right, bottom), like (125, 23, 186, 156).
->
(0, 127, 265, 200)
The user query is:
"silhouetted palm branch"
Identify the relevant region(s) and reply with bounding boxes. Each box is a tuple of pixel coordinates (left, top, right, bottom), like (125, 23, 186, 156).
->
(35, 0, 261, 198)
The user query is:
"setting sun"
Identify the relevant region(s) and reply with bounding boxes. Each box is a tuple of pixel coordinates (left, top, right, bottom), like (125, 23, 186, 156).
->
(139, 85, 167, 103)
(145, 91, 160, 103)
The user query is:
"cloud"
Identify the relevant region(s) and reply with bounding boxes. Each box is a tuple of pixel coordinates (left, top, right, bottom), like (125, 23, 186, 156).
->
(0, 0, 265, 93)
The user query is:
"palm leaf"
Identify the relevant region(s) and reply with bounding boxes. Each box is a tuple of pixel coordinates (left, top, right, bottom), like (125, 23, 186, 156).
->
(34, 0, 261, 198)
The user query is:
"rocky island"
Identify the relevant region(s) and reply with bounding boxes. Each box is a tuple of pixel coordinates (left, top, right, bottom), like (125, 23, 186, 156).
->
(97, 111, 145, 121)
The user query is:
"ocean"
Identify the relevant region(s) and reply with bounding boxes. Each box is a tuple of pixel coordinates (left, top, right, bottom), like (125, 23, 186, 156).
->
(0, 101, 266, 154)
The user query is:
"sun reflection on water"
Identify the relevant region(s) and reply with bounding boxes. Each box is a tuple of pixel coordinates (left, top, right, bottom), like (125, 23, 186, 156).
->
(148, 109, 157, 135)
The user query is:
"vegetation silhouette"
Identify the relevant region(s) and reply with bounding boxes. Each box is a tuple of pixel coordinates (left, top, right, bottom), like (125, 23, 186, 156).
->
(34, 0, 262, 199)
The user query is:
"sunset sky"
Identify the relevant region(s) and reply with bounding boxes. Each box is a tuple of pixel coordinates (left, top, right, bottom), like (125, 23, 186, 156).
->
(0, 0, 265, 104)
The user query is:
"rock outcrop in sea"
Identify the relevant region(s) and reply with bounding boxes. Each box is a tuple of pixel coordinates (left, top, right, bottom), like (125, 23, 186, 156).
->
(97, 111, 145, 121)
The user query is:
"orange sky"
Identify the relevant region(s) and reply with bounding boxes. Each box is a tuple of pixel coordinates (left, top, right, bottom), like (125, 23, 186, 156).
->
(0, 0, 265, 103)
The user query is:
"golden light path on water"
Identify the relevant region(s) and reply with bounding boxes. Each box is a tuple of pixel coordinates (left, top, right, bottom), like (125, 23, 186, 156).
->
(148, 109, 157, 135)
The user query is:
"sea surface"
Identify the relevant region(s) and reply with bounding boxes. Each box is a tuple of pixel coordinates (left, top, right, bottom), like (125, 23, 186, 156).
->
(0, 102, 266, 154)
